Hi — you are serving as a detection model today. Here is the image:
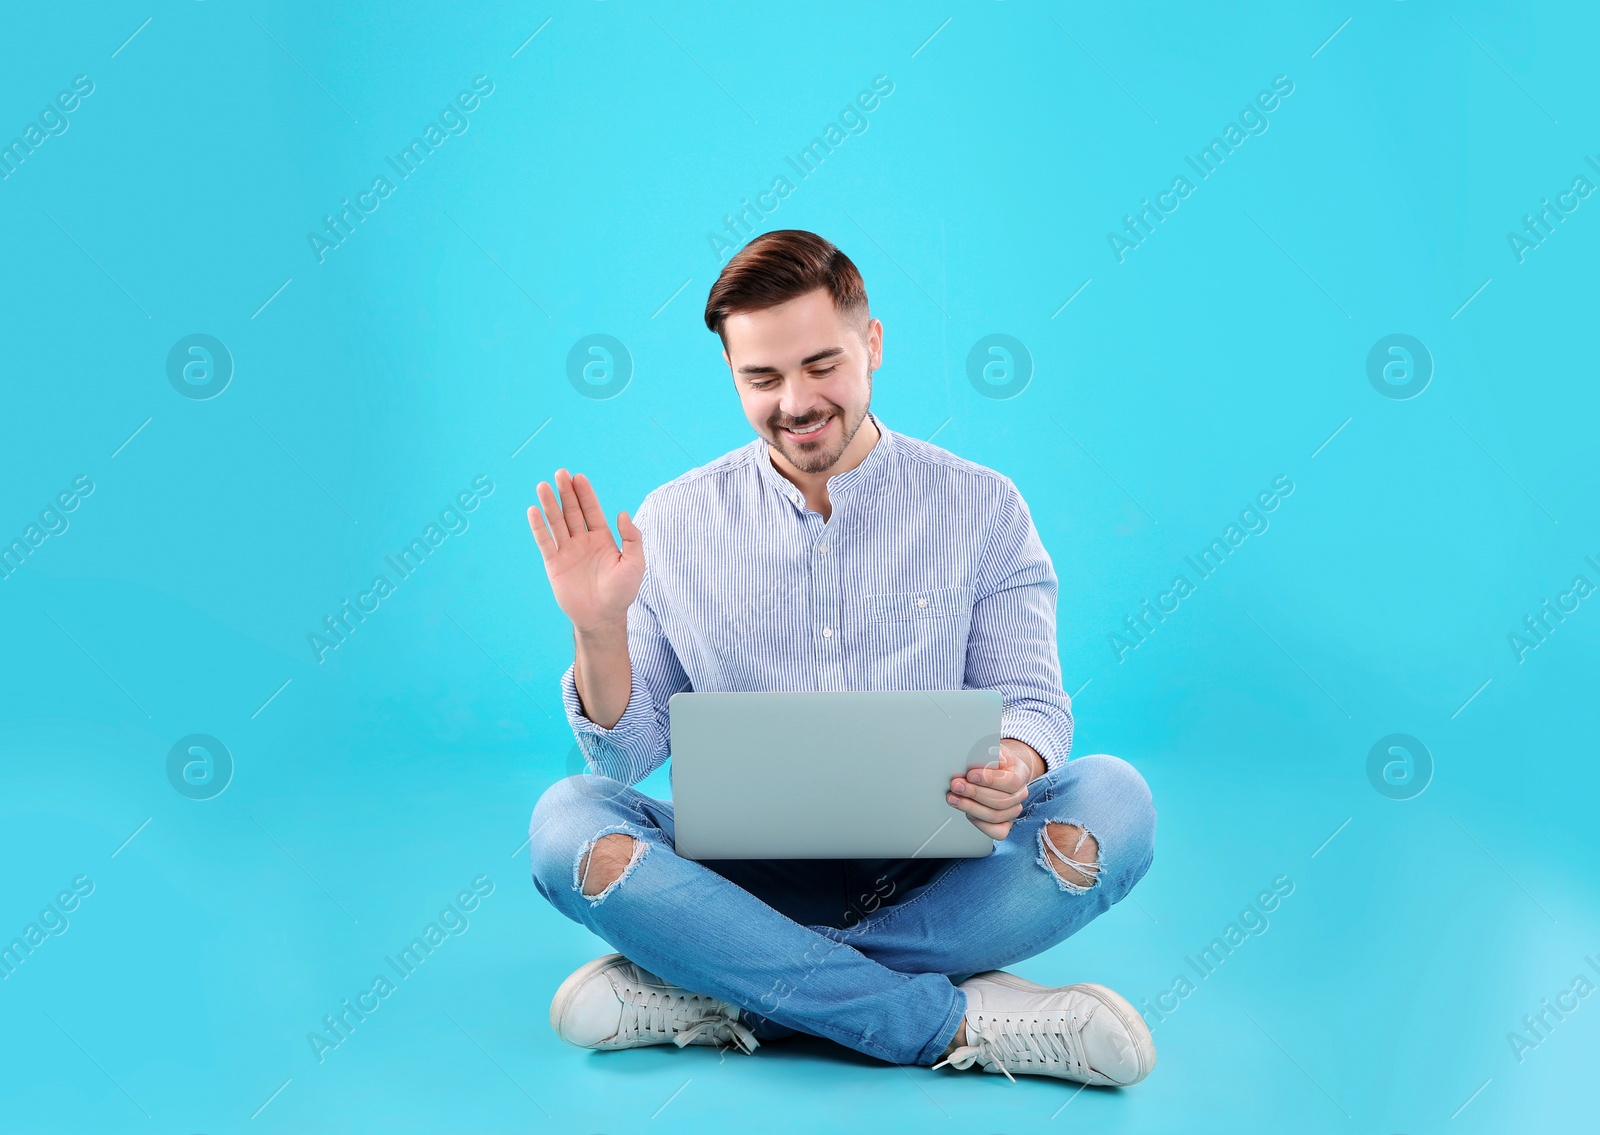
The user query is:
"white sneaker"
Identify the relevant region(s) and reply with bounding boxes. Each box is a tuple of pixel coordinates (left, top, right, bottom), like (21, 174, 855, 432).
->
(932, 971, 1156, 1086)
(549, 953, 758, 1055)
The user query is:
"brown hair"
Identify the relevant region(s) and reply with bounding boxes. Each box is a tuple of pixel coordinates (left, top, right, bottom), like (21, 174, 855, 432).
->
(703, 230, 869, 346)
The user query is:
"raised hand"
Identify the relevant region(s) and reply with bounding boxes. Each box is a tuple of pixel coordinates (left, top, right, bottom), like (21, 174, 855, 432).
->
(527, 469, 644, 634)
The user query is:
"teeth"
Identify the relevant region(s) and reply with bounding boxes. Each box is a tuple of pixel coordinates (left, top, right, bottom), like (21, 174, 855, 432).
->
(787, 419, 828, 436)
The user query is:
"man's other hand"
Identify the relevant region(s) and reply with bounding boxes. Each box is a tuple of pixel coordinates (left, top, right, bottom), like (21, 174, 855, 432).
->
(947, 739, 1044, 841)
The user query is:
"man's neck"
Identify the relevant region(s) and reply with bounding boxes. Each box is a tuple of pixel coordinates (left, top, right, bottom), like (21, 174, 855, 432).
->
(770, 414, 881, 520)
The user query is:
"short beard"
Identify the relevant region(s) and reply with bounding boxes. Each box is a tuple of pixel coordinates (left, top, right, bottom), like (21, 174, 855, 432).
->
(777, 403, 867, 474)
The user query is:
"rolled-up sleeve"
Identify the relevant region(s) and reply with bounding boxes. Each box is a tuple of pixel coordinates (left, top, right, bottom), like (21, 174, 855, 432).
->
(964, 476, 1075, 773)
(558, 497, 688, 785)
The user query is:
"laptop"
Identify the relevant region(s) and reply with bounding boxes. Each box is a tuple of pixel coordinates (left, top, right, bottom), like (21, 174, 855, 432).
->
(668, 689, 1001, 859)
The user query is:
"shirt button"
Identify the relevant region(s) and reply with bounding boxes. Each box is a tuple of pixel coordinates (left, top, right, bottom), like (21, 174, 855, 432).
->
(822, 626, 833, 638)
(917, 597, 929, 609)
(790, 492, 801, 504)
(818, 543, 829, 553)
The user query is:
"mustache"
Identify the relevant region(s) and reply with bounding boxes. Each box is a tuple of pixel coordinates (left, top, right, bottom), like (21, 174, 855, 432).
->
(772, 412, 833, 430)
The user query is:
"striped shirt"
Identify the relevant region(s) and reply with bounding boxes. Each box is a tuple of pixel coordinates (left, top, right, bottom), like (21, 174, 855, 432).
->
(560, 411, 1075, 784)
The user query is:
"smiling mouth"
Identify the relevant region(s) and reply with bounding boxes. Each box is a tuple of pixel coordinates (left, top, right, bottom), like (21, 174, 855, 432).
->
(779, 416, 832, 442)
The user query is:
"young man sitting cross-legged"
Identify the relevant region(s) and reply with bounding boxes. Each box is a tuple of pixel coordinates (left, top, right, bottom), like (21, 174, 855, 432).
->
(525, 229, 1158, 1086)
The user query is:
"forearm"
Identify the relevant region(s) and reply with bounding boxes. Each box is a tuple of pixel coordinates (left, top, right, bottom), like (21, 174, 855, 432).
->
(572, 619, 632, 729)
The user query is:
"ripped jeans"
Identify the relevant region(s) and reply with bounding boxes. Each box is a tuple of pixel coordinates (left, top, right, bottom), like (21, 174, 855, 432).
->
(527, 753, 1156, 1066)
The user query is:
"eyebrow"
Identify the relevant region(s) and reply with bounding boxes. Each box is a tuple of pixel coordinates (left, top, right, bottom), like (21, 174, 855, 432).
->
(737, 346, 846, 375)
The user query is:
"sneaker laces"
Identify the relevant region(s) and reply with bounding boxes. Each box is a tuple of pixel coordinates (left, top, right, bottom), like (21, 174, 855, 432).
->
(932, 1005, 1097, 1083)
(617, 984, 758, 1054)
(675, 1015, 758, 1054)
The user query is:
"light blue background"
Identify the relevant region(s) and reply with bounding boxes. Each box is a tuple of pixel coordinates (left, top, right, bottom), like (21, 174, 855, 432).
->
(3, 2, 1597, 1132)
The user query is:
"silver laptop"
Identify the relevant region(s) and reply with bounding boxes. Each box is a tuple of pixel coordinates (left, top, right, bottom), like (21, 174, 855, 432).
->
(668, 690, 1000, 859)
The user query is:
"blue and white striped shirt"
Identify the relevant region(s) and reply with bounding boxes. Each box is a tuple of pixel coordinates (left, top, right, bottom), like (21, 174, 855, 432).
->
(560, 411, 1074, 784)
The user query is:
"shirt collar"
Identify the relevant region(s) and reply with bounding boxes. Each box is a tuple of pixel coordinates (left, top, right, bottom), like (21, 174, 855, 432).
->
(755, 410, 895, 509)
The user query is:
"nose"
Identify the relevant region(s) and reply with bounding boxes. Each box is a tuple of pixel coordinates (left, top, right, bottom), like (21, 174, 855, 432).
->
(776, 382, 822, 422)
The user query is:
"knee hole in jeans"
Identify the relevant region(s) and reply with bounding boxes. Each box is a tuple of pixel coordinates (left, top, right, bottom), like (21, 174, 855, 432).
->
(576, 832, 646, 901)
(1039, 821, 1101, 894)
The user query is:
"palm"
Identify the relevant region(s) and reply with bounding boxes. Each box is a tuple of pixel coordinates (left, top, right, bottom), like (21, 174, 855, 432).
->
(546, 524, 642, 624)
(528, 469, 645, 632)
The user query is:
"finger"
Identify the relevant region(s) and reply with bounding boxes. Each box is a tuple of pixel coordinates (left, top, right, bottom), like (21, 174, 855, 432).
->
(954, 769, 1028, 796)
(992, 742, 1030, 773)
(554, 469, 588, 537)
(526, 504, 556, 560)
(571, 473, 612, 540)
(970, 818, 1011, 841)
(618, 510, 644, 563)
(946, 791, 1025, 825)
(1000, 741, 1044, 781)
(951, 786, 1029, 817)
(964, 764, 1031, 795)
(534, 482, 566, 550)
(950, 778, 1028, 811)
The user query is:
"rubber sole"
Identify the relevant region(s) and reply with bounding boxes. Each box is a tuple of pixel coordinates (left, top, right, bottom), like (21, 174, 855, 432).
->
(967, 970, 1157, 1085)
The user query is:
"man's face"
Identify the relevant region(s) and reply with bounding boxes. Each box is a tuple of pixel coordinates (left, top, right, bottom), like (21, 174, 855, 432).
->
(721, 287, 882, 475)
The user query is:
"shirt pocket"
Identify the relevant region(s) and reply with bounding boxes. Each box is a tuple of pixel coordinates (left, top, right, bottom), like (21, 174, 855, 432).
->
(857, 586, 974, 688)
(866, 585, 974, 623)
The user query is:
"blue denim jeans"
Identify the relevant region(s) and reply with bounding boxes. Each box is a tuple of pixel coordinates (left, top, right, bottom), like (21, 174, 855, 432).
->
(528, 753, 1156, 1066)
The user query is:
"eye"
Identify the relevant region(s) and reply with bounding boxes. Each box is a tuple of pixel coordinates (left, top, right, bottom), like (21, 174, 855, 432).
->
(812, 366, 838, 376)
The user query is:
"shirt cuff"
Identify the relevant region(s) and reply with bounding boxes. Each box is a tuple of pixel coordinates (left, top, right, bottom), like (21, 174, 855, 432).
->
(1002, 705, 1074, 776)
(560, 663, 658, 781)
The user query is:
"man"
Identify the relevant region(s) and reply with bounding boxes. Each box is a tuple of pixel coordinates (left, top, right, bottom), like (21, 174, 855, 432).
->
(526, 230, 1157, 1086)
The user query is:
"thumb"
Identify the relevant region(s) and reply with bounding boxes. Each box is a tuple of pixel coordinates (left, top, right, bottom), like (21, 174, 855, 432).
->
(617, 510, 643, 559)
